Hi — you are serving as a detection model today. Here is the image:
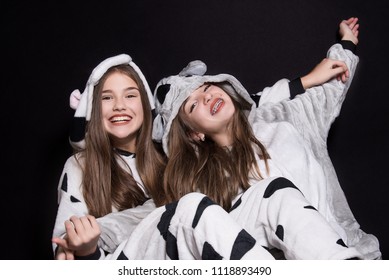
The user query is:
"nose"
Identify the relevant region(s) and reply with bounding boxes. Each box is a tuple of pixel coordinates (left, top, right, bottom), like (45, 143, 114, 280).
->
(203, 91, 212, 104)
(113, 98, 125, 111)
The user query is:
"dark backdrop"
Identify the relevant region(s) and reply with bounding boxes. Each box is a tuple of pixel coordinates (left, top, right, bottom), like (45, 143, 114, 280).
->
(3, 0, 388, 259)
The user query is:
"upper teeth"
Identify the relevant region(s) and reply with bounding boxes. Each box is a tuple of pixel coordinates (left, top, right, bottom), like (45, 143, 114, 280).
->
(112, 116, 130, 122)
(212, 99, 222, 115)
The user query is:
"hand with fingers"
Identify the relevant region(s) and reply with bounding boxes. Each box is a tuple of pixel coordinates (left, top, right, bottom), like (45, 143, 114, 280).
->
(340, 17, 359, 45)
(301, 57, 350, 89)
(54, 245, 75, 260)
(52, 215, 101, 258)
(300, 16, 360, 88)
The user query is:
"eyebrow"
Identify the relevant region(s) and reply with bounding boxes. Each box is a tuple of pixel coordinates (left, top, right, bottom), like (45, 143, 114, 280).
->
(183, 84, 212, 114)
(102, 87, 139, 93)
(203, 84, 211, 92)
(124, 87, 140, 92)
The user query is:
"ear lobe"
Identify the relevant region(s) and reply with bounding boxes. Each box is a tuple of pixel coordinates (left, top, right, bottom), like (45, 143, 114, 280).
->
(189, 132, 205, 142)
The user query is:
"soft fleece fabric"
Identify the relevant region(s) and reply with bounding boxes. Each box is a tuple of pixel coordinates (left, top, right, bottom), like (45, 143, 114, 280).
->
(96, 43, 379, 259)
(52, 54, 156, 257)
(148, 42, 380, 259)
(98, 177, 362, 260)
(252, 43, 380, 259)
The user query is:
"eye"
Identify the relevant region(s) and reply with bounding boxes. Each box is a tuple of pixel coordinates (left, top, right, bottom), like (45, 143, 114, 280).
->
(189, 101, 197, 113)
(125, 88, 139, 99)
(102, 95, 112, 101)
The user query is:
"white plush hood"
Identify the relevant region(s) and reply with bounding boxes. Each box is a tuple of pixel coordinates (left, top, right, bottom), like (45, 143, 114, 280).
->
(69, 54, 154, 149)
(152, 60, 255, 155)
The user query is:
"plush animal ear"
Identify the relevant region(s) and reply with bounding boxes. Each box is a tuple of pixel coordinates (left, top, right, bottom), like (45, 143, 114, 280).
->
(179, 60, 207, 77)
(155, 83, 171, 104)
(69, 89, 82, 109)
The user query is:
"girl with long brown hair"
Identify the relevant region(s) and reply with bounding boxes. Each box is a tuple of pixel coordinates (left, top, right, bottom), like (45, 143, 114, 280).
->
(151, 17, 379, 259)
(52, 54, 166, 259)
(51, 54, 280, 260)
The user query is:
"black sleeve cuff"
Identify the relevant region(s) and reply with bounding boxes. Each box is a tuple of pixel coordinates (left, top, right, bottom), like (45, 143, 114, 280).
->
(75, 247, 101, 260)
(289, 78, 305, 99)
(340, 40, 357, 53)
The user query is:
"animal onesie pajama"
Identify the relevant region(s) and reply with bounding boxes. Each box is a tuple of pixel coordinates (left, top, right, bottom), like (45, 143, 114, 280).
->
(96, 41, 377, 259)
(52, 54, 157, 257)
(249, 43, 381, 259)
(99, 177, 361, 260)
(53, 54, 292, 260)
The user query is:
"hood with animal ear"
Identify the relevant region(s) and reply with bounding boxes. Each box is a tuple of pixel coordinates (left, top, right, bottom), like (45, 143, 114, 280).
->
(152, 60, 256, 156)
(69, 54, 154, 149)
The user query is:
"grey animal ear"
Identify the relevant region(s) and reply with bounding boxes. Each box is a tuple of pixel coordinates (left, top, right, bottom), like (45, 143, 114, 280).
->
(155, 83, 171, 104)
(179, 60, 207, 77)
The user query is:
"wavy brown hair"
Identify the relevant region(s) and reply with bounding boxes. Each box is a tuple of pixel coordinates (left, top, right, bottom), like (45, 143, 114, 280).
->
(163, 82, 269, 211)
(75, 64, 166, 217)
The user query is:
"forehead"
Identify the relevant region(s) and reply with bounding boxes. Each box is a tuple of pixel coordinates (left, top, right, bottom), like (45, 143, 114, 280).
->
(191, 84, 206, 94)
(189, 83, 214, 95)
(184, 85, 207, 106)
(104, 72, 138, 88)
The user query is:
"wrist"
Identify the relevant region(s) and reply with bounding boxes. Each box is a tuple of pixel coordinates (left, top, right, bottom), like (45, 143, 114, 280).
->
(300, 75, 313, 90)
(340, 36, 358, 45)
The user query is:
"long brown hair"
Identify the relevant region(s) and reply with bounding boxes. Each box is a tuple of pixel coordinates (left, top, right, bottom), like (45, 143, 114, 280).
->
(76, 64, 166, 217)
(163, 82, 269, 210)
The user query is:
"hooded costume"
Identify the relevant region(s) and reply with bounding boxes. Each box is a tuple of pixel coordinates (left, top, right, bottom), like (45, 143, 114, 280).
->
(54, 50, 363, 260)
(68, 54, 155, 149)
(150, 42, 380, 260)
(53, 54, 283, 260)
(52, 54, 157, 257)
(73, 43, 369, 260)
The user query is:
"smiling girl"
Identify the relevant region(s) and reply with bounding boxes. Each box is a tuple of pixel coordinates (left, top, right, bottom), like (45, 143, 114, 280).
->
(152, 17, 380, 259)
(52, 54, 166, 259)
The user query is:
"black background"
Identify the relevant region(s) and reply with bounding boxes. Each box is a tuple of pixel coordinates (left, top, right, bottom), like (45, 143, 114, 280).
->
(2, 0, 388, 259)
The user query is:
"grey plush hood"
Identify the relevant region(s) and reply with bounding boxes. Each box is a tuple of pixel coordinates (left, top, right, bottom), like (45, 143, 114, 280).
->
(152, 60, 255, 155)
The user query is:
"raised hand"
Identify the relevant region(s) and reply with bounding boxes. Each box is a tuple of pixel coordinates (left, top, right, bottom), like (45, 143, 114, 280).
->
(339, 17, 359, 45)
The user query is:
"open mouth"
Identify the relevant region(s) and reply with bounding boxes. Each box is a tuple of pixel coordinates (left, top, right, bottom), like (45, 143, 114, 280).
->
(109, 115, 132, 123)
(210, 98, 224, 115)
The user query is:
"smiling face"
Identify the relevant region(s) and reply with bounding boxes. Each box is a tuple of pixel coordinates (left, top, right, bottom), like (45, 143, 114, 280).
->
(182, 83, 235, 146)
(101, 71, 144, 152)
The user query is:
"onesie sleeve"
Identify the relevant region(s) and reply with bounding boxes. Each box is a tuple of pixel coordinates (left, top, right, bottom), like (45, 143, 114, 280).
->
(292, 42, 359, 141)
(51, 155, 89, 253)
(250, 78, 292, 106)
(96, 198, 156, 253)
(253, 40, 357, 107)
(75, 199, 157, 259)
(257, 42, 359, 143)
(288, 78, 305, 99)
(74, 247, 103, 260)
